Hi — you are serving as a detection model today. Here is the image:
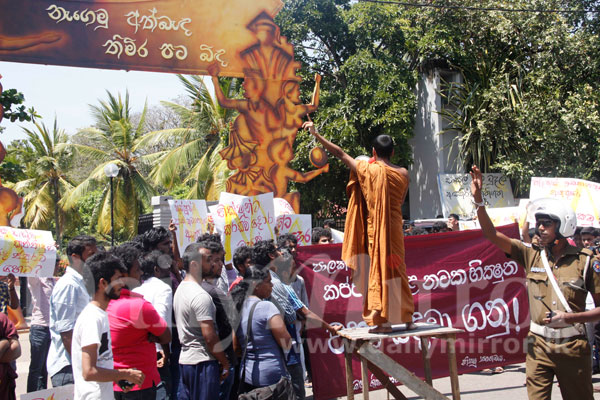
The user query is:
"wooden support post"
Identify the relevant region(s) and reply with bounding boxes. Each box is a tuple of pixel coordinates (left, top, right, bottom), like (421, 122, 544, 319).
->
(420, 336, 432, 385)
(337, 323, 464, 400)
(344, 338, 355, 400)
(447, 334, 461, 400)
(358, 342, 448, 400)
(361, 356, 370, 400)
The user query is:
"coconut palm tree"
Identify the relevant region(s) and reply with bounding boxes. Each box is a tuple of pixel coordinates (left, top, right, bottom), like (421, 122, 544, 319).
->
(60, 91, 155, 239)
(185, 141, 231, 200)
(13, 118, 75, 246)
(135, 75, 237, 199)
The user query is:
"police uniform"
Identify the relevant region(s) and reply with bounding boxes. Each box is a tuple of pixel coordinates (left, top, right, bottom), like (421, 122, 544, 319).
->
(509, 239, 600, 399)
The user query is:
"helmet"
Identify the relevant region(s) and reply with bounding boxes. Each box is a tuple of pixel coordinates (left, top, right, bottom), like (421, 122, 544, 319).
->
(528, 198, 577, 238)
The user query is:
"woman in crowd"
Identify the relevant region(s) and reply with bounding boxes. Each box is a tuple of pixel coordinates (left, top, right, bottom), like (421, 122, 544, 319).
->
(231, 266, 291, 394)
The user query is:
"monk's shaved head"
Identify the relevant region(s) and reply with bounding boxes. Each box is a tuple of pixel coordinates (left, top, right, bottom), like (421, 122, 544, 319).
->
(372, 135, 394, 158)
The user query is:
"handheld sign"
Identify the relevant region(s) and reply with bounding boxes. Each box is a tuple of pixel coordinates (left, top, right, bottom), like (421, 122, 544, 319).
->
(21, 384, 74, 400)
(0, 227, 56, 277)
(274, 197, 295, 216)
(438, 173, 515, 219)
(530, 177, 600, 227)
(168, 199, 209, 254)
(211, 192, 275, 263)
(276, 214, 312, 246)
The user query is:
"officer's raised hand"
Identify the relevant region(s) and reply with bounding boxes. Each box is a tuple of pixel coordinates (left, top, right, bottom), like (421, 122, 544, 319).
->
(469, 165, 484, 203)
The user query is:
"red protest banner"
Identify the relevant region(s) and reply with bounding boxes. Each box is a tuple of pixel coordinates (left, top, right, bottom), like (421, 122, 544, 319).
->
(296, 224, 527, 399)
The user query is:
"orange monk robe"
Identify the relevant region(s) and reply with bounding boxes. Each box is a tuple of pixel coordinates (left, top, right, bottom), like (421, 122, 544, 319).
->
(341, 160, 414, 326)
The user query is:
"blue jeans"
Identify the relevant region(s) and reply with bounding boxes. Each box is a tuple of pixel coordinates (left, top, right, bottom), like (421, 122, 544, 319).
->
(50, 365, 73, 387)
(157, 361, 171, 399)
(27, 325, 51, 392)
(288, 362, 305, 400)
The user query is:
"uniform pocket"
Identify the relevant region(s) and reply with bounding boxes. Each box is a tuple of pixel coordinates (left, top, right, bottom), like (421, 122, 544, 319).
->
(558, 276, 586, 307)
(526, 272, 549, 298)
(526, 272, 549, 317)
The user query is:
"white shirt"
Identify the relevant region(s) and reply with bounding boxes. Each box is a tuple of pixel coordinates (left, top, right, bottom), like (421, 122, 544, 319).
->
(48, 267, 91, 377)
(133, 277, 173, 327)
(72, 303, 114, 400)
(133, 277, 173, 352)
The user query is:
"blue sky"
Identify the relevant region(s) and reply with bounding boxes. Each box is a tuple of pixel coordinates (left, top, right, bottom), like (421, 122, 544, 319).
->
(0, 61, 188, 144)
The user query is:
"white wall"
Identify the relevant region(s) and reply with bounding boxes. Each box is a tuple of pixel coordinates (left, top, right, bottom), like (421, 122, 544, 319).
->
(408, 69, 461, 219)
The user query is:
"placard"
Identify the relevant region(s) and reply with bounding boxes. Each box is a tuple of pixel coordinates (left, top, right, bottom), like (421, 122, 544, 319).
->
(273, 197, 295, 216)
(276, 214, 311, 246)
(438, 173, 515, 219)
(458, 206, 521, 231)
(21, 384, 74, 400)
(0, 227, 56, 277)
(211, 192, 275, 263)
(168, 199, 209, 254)
(530, 177, 600, 227)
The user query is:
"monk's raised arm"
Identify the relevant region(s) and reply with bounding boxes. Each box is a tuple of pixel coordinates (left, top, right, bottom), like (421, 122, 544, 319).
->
(302, 121, 356, 172)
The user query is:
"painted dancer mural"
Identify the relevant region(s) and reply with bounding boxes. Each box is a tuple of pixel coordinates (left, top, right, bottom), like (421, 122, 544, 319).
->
(208, 12, 328, 212)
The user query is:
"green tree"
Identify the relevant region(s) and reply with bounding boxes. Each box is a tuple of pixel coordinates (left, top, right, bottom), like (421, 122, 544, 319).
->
(425, 0, 600, 194)
(280, 0, 600, 207)
(73, 189, 103, 235)
(276, 0, 418, 216)
(136, 75, 237, 199)
(0, 86, 38, 123)
(61, 91, 155, 240)
(0, 139, 35, 184)
(12, 119, 75, 245)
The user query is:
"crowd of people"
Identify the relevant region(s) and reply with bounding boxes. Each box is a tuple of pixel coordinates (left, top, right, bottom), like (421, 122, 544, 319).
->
(0, 224, 342, 400)
(2, 171, 600, 399)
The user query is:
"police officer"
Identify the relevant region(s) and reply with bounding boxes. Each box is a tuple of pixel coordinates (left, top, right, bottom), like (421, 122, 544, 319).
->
(470, 165, 600, 400)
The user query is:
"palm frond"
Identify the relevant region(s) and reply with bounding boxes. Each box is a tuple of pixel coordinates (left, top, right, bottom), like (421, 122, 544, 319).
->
(149, 138, 207, 187)
(133, 128, 195, 151)
(57, 143, 111, 163)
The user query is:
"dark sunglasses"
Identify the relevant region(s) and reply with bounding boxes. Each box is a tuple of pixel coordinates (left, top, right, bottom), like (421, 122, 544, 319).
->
(535, 219, 554, 228)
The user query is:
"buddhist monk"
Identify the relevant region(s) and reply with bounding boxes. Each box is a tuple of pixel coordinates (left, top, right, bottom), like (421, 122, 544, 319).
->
(303, 120, 414, 333)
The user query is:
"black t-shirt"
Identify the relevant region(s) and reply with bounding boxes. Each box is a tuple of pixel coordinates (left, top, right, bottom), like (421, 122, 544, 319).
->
(201, 280, 237, 365)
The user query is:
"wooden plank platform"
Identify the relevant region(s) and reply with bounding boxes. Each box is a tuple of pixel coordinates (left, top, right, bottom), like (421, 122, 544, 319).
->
(340, 323, 464, 400)
(338, 322, 463, 341)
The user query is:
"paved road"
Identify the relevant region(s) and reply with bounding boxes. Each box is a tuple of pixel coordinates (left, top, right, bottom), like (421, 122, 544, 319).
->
(15, 329, 600, 399)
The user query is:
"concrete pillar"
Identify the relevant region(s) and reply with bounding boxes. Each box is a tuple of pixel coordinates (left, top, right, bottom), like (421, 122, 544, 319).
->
(151, 195, 173, 228)
(409, 69, 461, 219)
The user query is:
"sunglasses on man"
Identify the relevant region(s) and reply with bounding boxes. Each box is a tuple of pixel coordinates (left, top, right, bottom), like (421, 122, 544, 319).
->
(535, 219, 555, 228)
